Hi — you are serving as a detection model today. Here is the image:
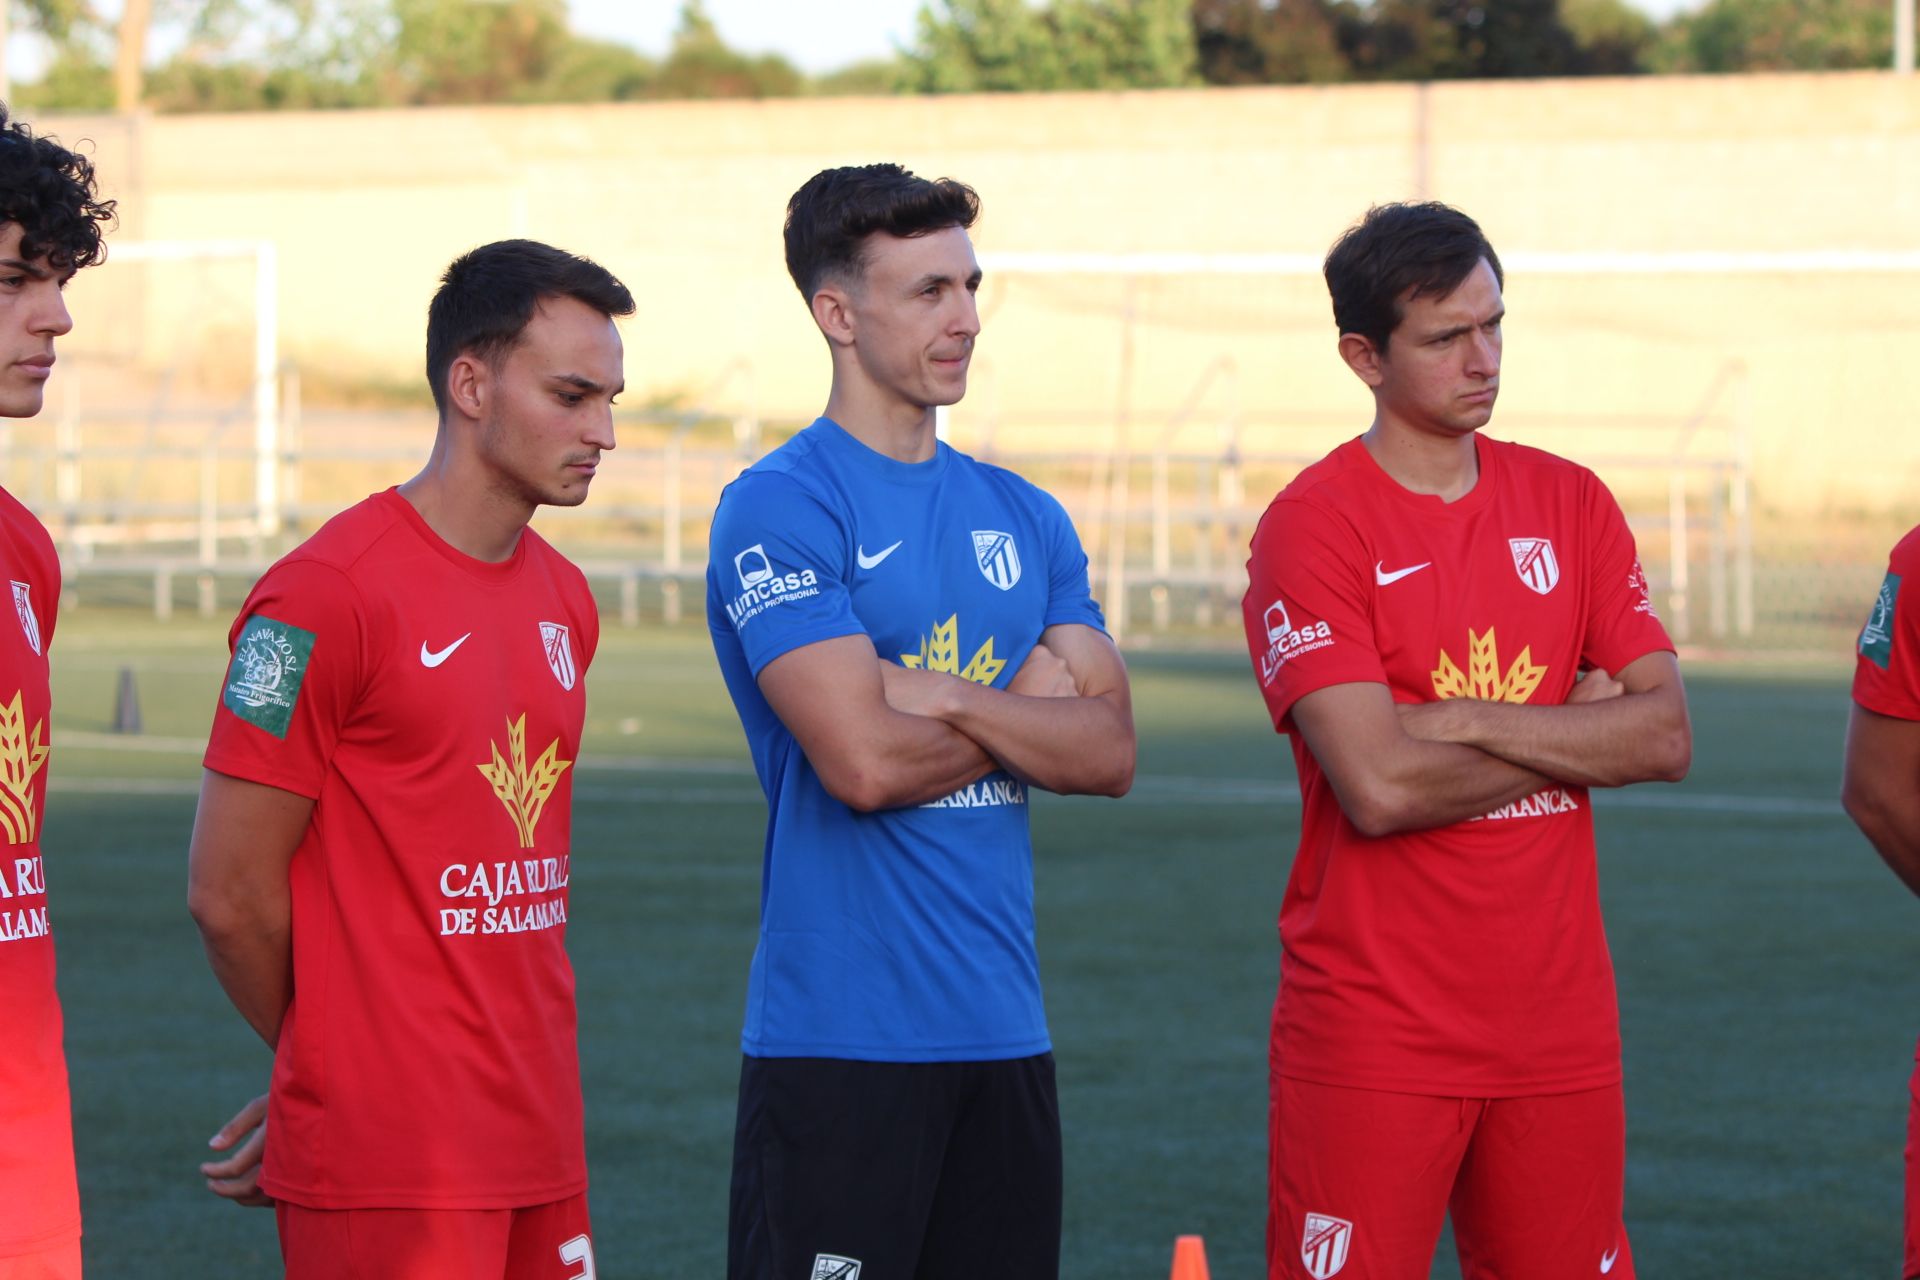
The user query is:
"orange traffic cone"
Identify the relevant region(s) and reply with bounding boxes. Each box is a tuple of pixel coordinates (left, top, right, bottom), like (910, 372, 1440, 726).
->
(1170, 1234, 1211, 1280)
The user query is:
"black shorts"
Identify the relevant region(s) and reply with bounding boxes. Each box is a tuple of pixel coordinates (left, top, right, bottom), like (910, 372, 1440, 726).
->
(727, 1053, 1062, 1280)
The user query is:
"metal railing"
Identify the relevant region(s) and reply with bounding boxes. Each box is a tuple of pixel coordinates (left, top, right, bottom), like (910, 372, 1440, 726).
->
(8, 360, 1756, 649)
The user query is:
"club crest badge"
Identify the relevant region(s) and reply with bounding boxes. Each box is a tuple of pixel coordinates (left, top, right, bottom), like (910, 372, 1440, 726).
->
(972, 529, 1021, 591)
(1509, 537, 1560, 595)
(10, 582, 39, 656)
(540, 621, 577, 691)
(1301, 1212, 1353, 1279)
(810, 1255, 860, 1280)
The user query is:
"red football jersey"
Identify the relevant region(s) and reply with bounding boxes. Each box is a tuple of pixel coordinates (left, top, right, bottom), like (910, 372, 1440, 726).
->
(203, 489, 598, 1210)
(0, 487, 76, 1254)
(1242, 435, 1673, 1096)
(1854, 524, 1920, 719)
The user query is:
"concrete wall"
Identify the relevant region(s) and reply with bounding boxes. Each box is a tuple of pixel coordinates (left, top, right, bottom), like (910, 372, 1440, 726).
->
(35, 71, 1920, 514)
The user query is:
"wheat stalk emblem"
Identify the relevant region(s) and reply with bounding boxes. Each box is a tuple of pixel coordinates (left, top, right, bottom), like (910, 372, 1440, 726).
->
(0, 690, 49, 844)
(1430, 627, 1546, 704)
(475, 713, 572, 849)
(900, 614, 1007, 685)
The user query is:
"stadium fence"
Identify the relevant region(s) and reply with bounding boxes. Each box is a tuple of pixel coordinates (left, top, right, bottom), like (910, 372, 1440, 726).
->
(12, 244, 1910, 661)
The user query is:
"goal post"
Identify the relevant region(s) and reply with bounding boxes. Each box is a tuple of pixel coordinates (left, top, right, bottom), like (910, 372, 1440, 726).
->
(13, 236, 285, 578)
(98, 239, 282, 536)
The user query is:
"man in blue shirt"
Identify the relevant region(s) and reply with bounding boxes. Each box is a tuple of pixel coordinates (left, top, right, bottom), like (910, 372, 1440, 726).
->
(707, 164, 1135, 1280)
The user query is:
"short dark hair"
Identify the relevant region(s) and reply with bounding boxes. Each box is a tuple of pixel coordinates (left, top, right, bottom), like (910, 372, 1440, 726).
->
(0, 103, 114, 273)
(425, 239, 634, 416)
(784, 163, 980, 300)
(1323, 202, 1503, 354)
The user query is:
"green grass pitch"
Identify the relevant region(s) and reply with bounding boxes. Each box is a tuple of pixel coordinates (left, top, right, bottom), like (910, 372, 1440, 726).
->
(37, 610, 1899, 1276)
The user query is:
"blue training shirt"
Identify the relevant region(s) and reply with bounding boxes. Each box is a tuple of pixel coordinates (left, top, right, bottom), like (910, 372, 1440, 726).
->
(706, 416, 1105, 1062)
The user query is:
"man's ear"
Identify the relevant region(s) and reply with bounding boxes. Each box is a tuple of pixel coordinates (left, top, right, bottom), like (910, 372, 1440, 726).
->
(1338, 332, 1387, 389)
(811, 283, 856, 349)
(445, 352, 488, 422)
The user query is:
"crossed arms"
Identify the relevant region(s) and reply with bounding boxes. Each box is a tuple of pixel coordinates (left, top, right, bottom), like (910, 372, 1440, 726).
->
(756, 621, 1135, 811)
(1291, 650, 1691, 838)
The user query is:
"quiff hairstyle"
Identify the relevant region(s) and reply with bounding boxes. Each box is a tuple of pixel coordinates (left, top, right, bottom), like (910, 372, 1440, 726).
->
(425, 239, 634, 417)
(783, 163, 980, 301)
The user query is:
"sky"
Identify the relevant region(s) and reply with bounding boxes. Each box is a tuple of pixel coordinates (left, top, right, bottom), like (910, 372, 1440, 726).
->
(579, 1, 923, 73)
(1, 0, 1713, 83)
(586, 0, 1706, 74)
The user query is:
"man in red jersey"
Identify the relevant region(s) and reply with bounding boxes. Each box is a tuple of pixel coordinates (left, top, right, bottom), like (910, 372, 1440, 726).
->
(0, 105, 113, 1280)
(1843, 525, 1920, 1279)
(1239, 202, 1692, 1280)
(187, 239, 629, 1279)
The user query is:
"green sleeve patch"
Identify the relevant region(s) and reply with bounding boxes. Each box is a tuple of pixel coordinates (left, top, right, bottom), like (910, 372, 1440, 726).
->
(223, 614, 317, 739)
(1860, 572, 1900, 670)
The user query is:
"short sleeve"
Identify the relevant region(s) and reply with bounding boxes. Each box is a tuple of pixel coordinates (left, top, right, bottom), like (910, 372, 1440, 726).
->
(1854, 531, 1920, 720)
(573, 566, 600, 674)
(708, 472, 864, 676)
(1580, 476, 1674, 676)
(38, 550, 59, 654)
(2, 493, 61, 653)
(1241, 498, 1388, 733)
(1036, 487, 1105, 634)
(202, 558, 367, 800)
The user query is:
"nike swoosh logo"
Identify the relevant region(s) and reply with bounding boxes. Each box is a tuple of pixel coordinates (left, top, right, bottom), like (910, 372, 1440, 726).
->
(420, 633, 471, 667)
(1375, 560, 1431, 586)
(857, 541, 902, 570)
(1600, 1246, 1620, 1274)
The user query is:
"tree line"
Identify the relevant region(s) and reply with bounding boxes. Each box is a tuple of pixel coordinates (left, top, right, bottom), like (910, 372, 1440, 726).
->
(12, 0, 1903, 115)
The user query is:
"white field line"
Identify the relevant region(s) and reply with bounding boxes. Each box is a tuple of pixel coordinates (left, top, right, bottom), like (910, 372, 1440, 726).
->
(1126, 776, 1842, 817)
(55, 731, 757, 774)
(58, 732, 208, 753)
(51, 777, 202, 796)
(47, 759, 1842, 817)
(46, 777, 757, 804)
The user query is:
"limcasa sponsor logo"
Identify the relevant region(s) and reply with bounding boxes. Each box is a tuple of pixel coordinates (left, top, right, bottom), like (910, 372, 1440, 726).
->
(725, 543, 821, 628)
(1257, 595, 1335, 685)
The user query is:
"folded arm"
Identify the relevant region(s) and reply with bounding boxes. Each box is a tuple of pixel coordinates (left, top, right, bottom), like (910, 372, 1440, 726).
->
(1396, 651, 1692, 789)
(759, 633, 1001, 812)
(1843, 703, 1920, 898)
(1291, 680, 1557, 837)
(881, 623, 1135, 797)
(186, 770, 313, 1048)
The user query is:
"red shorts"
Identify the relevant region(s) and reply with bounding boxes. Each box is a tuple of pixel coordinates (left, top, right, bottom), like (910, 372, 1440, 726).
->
(277, 1193, 593, 1280)
(1269, 1076, 1632, 1280)
(0, 1238, 82, 1280)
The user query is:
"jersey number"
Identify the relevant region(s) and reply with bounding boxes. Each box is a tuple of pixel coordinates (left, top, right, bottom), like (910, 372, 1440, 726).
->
(558, 1233, 596, 1280)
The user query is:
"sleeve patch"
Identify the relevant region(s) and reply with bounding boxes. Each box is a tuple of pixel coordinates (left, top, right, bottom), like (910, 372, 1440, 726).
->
(720, 543, 822, 631)
(223, 614, 317, 738)
(1253, 592, 1338, 686)
(1628, 557, 1658, 617)
(1861, 572, 1901, 670)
